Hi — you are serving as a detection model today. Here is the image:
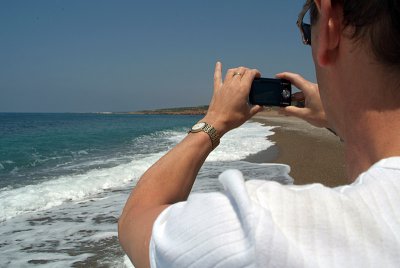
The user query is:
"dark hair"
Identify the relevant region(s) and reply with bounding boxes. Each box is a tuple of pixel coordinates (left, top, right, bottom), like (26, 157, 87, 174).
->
(310, 0, 400, 68)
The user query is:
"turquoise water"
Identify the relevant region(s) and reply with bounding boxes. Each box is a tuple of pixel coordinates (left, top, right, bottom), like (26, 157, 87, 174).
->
(0, 113, 286, 266)
(0, 113, 200, 189)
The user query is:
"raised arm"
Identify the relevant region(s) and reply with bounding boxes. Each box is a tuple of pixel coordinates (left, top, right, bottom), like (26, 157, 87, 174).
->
(118, 62, 263, 268)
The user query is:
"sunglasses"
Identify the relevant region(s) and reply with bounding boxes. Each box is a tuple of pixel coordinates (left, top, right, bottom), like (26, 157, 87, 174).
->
(297, 0, 312, 45)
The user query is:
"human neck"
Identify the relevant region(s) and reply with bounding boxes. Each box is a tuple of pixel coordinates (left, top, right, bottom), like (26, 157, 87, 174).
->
(344, 109, 400, 181)
(337, 60, 400, 181)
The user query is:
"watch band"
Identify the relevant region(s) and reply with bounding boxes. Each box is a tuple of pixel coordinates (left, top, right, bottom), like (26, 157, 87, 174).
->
(189, 122, 220, 149)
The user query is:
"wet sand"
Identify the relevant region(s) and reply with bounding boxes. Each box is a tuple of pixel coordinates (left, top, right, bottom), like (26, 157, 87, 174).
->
(248, 109, 348, 187)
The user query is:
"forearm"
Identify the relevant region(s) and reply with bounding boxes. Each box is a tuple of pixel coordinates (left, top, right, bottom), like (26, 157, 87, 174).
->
(118, 63, 263, 268)
(118, 127, 215, 268)
(122, 130, 213, 215)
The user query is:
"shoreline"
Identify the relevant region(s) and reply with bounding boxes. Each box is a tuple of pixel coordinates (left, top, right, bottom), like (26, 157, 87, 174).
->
(247, 109, 348, 187)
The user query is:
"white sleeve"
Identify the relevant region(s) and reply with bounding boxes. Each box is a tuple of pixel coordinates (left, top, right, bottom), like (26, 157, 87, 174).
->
(149, 158, 400, 267)
(149, 169, 303, 268)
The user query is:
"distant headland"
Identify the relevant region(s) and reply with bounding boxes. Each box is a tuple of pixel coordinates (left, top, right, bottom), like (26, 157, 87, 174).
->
(101, 105, 209, 115)
(97, 105, 290, 116)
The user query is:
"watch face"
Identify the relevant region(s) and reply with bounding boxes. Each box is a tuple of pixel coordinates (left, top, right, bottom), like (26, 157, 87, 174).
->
(192, 122, 206, 131)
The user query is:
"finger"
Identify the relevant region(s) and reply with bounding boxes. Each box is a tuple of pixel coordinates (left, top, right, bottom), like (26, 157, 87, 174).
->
(278, 107, 288, 115)
(214, 61, 222, 90)
(292, 92, 305, 101)
(232, 66, 247, 79)
(225, 68, 236, 81)
(242, 69, 261, 85)
(281, 106, 309, 119)
(226, 66, 247, 81)
(249, 105, 264, 117)
(276, 72, 312, 93)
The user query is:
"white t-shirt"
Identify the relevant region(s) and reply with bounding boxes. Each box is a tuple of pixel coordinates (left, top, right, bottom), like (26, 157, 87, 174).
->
(150, 157, 400, 267)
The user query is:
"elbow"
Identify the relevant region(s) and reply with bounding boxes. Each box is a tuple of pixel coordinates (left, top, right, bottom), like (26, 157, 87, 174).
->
(118, 206, 142, 251)
(118, 207, 136, 252)
(117, 209, 152, 268)
(117, 214, 125, 239)
(118, 213, 128, 249)
(118, 196, 138, 246)
(118, 210, 130, 252)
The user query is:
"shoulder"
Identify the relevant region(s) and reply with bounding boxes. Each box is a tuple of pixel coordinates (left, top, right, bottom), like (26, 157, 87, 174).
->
(150, 169, 300, 267)
(356, 156, 400, 183)
(339, 157, 400, 201)
(150, 160, 400, 267)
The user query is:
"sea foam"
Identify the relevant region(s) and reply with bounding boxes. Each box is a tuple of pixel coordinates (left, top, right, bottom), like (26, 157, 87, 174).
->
(208, 123, 275, 161)
(0, 122, 273, 222)
(0, 155, 152, 221)
(0, 121, 283, 267)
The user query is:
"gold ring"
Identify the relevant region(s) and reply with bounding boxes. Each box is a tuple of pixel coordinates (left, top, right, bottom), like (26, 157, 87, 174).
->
(233, 72, 242, 77)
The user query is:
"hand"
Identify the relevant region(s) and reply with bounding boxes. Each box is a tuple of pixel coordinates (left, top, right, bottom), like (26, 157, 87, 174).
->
(202, 62, 264, 136)
(276, 72, 329, 128)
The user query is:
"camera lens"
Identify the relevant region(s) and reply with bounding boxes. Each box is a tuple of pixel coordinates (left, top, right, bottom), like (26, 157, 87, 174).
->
(282, 89, 291, 99)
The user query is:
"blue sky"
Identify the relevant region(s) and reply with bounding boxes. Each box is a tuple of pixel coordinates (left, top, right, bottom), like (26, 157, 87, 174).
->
(0, 0, 315, 112)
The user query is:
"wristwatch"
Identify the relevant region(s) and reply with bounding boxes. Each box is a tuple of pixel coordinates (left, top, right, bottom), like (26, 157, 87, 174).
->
(189, 122, 220, 149)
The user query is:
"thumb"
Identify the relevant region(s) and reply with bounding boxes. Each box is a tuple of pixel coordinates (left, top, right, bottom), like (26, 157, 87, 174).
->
(250, 105, 264, 117)
(281, 106, 309, 119)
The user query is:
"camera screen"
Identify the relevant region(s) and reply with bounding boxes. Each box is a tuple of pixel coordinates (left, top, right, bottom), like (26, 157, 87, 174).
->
(251, 80, 282, 103)
(249, 78, 291, 107)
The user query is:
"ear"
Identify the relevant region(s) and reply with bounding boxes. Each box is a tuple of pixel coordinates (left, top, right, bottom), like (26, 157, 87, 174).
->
(313, 0, 342, 67)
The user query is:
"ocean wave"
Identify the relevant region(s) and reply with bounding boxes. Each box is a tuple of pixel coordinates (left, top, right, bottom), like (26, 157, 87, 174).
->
(0, 160, 15, 170)
(0, 121, 280, 266)
(0, 153, 160, 222)
(208, 122, 275, 162)
(10, 167, 19, 175)
(0, 189, 122, 266)
(131, 129, 186, 155)
(0, 122, 274, 222)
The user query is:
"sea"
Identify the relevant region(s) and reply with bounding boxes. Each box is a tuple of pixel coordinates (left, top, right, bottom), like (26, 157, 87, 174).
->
(0, 113, 292, 267)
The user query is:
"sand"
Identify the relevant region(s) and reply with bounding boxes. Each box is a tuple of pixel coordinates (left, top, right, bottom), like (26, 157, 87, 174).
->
(247, 109, 348, 187)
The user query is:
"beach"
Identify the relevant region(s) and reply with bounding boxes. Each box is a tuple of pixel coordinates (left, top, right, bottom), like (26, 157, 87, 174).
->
(1, 113, 283, 266)
(0, 112, 348, 266)
(248, 109, 348, 187)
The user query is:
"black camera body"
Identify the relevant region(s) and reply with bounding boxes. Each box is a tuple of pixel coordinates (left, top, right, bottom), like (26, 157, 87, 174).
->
(249, 78, 292, 107)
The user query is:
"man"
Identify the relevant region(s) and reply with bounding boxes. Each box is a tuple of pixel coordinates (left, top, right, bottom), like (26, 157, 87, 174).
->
(119, 0, 400, 267)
